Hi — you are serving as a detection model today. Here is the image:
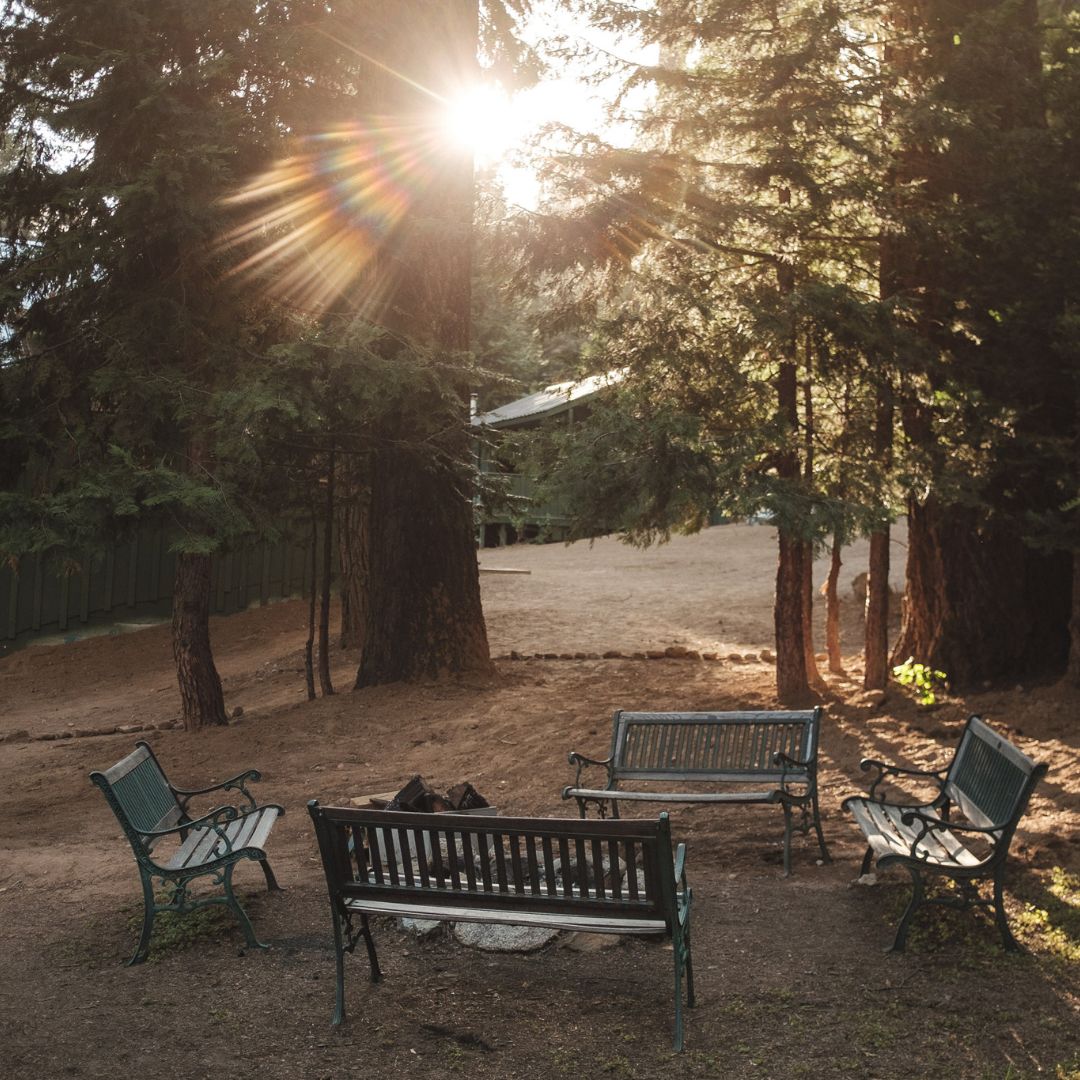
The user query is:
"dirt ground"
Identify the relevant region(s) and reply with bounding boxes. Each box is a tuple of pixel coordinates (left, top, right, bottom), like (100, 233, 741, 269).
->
(1, 522, 1077, 1080)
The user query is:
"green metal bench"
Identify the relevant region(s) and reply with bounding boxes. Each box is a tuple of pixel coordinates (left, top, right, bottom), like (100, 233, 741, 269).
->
(842, 715, 1047, 952)
(562, 709, 830, 875)
(91, 740, 284, 964)
(308, 802, 696, 1051)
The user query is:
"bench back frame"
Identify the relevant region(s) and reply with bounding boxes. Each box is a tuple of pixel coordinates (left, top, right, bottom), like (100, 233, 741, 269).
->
(91, 741, 184, 859)
(610, 708, 821, 783)
(945, 715, 1045, 839)
(309, 804, 678, 927)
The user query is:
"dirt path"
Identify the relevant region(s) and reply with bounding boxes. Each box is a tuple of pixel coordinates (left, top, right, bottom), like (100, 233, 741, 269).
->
(0, 523, 1076, 1079)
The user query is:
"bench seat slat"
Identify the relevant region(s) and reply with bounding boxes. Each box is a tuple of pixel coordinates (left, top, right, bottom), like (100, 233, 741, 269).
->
(565, 709, 828, 876)
(846, 799, 981, 867)
(163, 806, 280, 871)
(565, 787, 782, 804)
(842, 715, 1047, 953)
(343, 897, 668, 934)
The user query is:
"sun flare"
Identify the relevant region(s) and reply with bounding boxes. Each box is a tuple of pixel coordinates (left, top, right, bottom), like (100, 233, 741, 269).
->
(440, 84, 523, 166)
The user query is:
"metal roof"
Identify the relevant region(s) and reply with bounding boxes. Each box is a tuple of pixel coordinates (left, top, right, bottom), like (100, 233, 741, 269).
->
(472, 369, 625, 429)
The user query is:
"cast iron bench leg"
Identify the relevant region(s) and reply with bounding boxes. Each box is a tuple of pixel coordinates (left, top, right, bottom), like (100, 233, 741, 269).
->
(993, 870, 1021, 953)
(223, 862, 268, 951)
(360, 913, 382, 982)
(891, 867, 925, 952)
(260, 856, 284, 892)
(811, 793, 831, 863)
(129, 872, 157, 966)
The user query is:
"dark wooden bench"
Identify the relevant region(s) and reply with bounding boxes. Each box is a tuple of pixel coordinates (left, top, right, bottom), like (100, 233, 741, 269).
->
(307, 802, 696, 1051)
(562, 709, 830, 875)
(91, 741, 284, 964)
(842, 715, 1047, 952)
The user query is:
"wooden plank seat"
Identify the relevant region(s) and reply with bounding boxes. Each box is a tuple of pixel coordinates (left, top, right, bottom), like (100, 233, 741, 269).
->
(308, 803, 696, 1051)
(842, 715, 1047, 952)
(562, 709, 830, 875)
(91, 740, 284, 964)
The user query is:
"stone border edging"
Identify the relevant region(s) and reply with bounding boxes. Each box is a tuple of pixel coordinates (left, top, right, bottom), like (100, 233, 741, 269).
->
(494, 647, 776, 664)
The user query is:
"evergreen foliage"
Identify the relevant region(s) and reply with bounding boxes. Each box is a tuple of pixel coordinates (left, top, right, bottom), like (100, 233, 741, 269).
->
(515, 0, 1077, 690)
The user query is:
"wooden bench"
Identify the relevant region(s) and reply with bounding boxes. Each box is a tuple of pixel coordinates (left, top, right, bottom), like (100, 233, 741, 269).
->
(842, 715, 1047, 952)
(562, 709, 830, 875)
(91, 740, 284, 965)
(307, 802, 696, 1051)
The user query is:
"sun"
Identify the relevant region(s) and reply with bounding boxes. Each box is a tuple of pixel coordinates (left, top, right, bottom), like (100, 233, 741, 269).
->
(440, 84, 524, 166)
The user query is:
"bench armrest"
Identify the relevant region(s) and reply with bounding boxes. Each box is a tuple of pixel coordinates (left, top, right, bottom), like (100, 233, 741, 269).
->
(674, 842, 688, 887)
(673, 843, 691, 926)
(859, 758, 947, 803)
(898, 808, 1000, 864)
(567, 750, 614, 791)
(773, 751, 809, 768)
(141, 804, 239, 843)
(172, 769, 262, 813)
(898, 808, 1000, 837)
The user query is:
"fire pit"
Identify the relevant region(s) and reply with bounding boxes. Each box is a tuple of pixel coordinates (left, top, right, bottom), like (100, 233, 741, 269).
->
(350, 776, 567, 951)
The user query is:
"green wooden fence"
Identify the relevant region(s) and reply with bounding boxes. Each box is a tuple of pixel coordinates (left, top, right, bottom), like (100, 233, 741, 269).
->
(1, 529, 318, 647)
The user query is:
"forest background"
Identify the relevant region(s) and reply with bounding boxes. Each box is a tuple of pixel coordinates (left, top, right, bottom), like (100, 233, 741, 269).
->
(1, 0, 1077, 723)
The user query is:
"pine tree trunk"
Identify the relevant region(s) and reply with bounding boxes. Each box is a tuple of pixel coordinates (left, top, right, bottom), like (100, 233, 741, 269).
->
(864, 525, 891, 689)
(802, 540, 824, 687)
(825, 535, 844, 675)
(344, 0, 489, 689)
(338, 455, 371, 651)
(1068, 551, 1080, 687)
(172, 552, 227, 730)
(776, 530, 809, 704)
(318, 448, 335, 696)
(355, 446, 490, 687)
(304, 509, 317, 701)
(863, 380, 894, 690)
(891, 494, 1032, 688)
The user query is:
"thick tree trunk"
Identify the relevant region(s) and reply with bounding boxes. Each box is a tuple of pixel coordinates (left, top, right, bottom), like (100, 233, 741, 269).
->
(304, 508, 317, 701)
(776, 530, 809, 704)
(338, 456, 371, 651)
(349, 0, 489, 689)
(1068, 552, 1080, 687)
(891, 495, 1039, 688)
(172, 552, 227, 730)
(864, 525, 891, 689)
(801, 540, 824, 687)
(355, 447, 490, 687)
(318, 448, 335, 696)
(825, 535, 844, 675)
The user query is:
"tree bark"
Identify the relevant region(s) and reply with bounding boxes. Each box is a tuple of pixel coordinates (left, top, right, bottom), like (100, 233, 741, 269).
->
(172, 551, 227, 730)
(1068, 551, 1080, 688)
(776, 529, 809, 704)
(802, 540, 824, 687)
(863, 525, 891, 689)
(825, 535, 844, 675)
(318, 447, 335, 696)
(350, 0, 490, 689)
(338, 454, 371, 651)
(800, 367, 822, 688)
(891, 494, 1034, 688)
(304, 507, 317, 701)
(775, 339, 809, 704)
(355, 445, 491, 687)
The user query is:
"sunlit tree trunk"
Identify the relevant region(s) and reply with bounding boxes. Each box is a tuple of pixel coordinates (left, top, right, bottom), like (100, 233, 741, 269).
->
(172, 552, 227, 729)
(825, 535, 844, 675)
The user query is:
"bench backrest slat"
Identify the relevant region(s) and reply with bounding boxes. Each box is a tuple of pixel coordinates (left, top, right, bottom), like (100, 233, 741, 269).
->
(946, 716, 1041, 831)
(309, 805, 675, 926)
(612, 710, 820, 779)
(90, 742, 183, 854)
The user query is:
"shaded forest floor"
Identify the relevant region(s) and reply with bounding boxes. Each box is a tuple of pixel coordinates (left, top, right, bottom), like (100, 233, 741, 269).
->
(1, 523, 1077, 1079)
